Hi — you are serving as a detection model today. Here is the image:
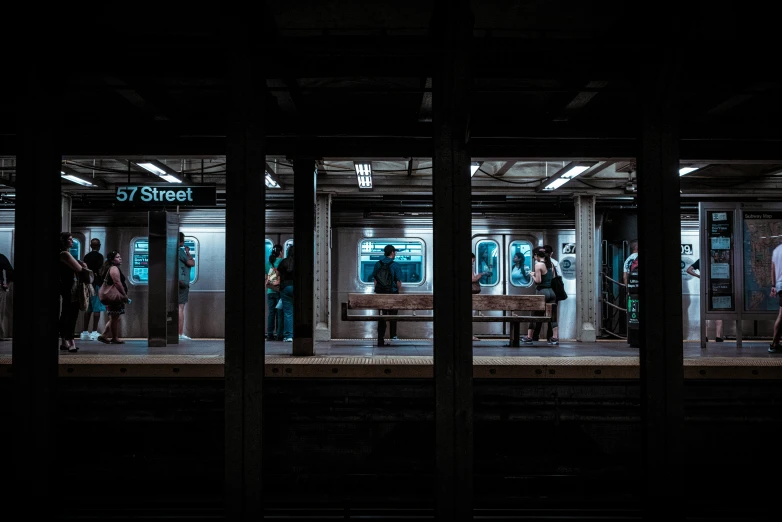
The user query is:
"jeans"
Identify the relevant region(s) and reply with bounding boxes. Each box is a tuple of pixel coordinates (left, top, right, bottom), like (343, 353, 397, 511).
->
(266, 291, 283, 339)
(281, 286, 294, 339)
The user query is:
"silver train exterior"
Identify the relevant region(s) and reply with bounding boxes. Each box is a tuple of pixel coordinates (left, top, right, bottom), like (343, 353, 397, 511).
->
(0, 209, 759, 341)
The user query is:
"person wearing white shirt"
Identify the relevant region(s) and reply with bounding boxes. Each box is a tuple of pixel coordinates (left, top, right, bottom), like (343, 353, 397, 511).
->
(769, 244, 782, 353)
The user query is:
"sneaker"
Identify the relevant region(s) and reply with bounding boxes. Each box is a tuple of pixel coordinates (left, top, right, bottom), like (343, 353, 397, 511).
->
(391, 336, 399, 340)
(520, 336, 534, 345)
(89, 331, 100, 341)
(80, 331, 90, 341)
(716, 337, 724, 342)
(547, 338, 559, 345)
(769, 344, 782, 354)
(283, 337, 293, 342)
(179, 334, 192, 341)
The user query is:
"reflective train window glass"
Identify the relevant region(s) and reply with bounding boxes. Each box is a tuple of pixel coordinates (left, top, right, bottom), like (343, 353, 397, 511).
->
(475, 240, 499, 286)
(130, 238, 149, 284)
(265, 239, 274, 271)
(358, 239, 425, 285)
(69, 238, 81, 261)
(128, 236, 199, 285)
(182, 237, 199, 285)
(509, 241, 534, 287)
(284, 239, 294, 257)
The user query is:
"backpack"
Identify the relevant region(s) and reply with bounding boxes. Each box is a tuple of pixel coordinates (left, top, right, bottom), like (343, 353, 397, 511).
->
(375, 261, 395, 293)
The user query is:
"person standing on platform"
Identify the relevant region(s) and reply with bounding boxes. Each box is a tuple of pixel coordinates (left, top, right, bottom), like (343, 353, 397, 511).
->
(59, 232, 88, 352)
(0, 252, 13, 339)
(686, 259, 723, 342)
(265, 244, 284, 341)
(472, 253, 489, 342)
(277, 245, 295, 343)
(372, 244, 402, 347)
(769, 243, 782, 354)
(80, 238, 105, 341)
(178, 232, 195, 341)
(539, 245, 560, 342)
(97, 251, 129, 345)
(522, 247, 559, 345)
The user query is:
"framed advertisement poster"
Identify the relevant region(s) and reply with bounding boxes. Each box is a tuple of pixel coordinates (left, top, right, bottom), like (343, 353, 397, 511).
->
(706, 210, 734, 312)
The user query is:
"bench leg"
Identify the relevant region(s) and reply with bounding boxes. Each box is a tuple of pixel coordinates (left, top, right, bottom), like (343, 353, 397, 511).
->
(510, 323, 520, 347)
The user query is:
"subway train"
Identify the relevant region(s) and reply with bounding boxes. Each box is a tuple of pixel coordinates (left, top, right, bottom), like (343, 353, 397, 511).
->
(0, 208, 758, 341)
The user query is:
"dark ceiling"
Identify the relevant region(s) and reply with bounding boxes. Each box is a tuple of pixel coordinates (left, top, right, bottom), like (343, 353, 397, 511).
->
(2, 2, 782, 208)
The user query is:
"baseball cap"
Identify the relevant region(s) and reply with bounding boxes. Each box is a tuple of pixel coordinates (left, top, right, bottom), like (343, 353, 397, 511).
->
(383, 245, 398, 255)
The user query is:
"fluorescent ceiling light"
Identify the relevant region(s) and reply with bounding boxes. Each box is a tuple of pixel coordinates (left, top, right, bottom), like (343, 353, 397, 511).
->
(61, 171, 96, 187)
(470, 162, 482, 177)
(265, 172, 280, 188)
(137, 162, 167, 176)
(135, 161, 184, 183)
(679, 167, 699, 176)
(538, 163, 593, 192)
(354, 162, 373, 190)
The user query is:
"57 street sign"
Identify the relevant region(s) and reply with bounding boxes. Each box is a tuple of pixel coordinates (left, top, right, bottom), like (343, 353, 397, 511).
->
(115, 184, 216, 206)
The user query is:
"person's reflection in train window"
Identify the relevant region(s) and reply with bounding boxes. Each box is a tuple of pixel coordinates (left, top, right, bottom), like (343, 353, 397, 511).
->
(511, 252, 531, 286)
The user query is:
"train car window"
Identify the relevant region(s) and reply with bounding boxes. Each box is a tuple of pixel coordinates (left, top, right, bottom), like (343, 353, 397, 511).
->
(128, 236, 199, 285)
(130, 238, 149, 284)
(509, 240, 534, 287)
(475, 240, 499, 286)
(69, 238, 81, 261)
(182, 237, 199, 285)
(284, 239, 294, 257)
(265, 239, 274, 271)
(358, 239, 425, 285)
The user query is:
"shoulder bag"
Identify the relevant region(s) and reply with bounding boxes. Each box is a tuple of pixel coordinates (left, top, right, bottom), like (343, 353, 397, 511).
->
(551, 266, 567, 301)
(99, 268, 125, 306)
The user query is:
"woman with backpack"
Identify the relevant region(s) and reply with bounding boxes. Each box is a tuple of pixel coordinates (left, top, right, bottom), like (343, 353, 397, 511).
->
(277, 245, 295, 342)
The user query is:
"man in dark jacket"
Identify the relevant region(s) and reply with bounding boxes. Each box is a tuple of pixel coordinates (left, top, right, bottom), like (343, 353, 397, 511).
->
(371, 245, 402, 347)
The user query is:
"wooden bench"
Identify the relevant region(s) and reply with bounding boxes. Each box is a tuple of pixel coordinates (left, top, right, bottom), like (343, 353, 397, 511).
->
(341, 293, 552, 346)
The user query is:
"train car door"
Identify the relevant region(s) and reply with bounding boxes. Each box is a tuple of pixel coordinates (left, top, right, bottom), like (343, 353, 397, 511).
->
(472, 235, 503, 337)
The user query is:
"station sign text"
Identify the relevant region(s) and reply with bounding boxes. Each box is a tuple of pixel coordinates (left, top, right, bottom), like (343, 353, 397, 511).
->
(115, 184, 216, 206)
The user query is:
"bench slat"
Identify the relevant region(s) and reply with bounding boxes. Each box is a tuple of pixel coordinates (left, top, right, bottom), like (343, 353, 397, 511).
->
(348, 293, 433, 310)
(471, 294, 546, 311)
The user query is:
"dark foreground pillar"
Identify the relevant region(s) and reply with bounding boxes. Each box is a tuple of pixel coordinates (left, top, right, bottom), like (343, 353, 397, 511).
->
(292, 157, 316, 356)
(12, 65, 61, 517)
(225, 28, 265, 520)
(637, 52, 684, 519)
(432, 0, 474, 519)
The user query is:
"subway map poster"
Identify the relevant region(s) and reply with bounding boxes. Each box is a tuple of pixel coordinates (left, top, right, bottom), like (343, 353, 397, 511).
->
(743, 211, 782, 312)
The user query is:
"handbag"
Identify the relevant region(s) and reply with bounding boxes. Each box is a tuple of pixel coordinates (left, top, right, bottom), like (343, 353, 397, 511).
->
(99, 268, 125, 306)
(266, 266, 280, 291)
(551, 266, 567, 301)
(75, 280, 94, 311)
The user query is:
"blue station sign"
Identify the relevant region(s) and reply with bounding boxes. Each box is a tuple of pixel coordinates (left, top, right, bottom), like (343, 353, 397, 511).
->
(114, 184, 216, 206)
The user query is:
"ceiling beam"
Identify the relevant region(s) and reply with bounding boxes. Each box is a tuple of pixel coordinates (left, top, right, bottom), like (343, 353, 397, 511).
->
(493, 161, 515, 176)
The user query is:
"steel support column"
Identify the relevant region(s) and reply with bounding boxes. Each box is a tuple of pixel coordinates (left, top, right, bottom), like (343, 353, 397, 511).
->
(12, 65, 61, 518)
(292, 157, 316, 356)
(225, 28, 265, 520)
(433, 0, 474, 518)
(574, 195, 597, 341)
(314, 192, 331, 341)
(637, 54, 684, 519)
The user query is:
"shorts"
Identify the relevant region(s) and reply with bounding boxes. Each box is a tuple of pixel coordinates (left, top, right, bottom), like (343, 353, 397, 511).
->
(178, 287, 190, 305)
(87, 284, 106, 313)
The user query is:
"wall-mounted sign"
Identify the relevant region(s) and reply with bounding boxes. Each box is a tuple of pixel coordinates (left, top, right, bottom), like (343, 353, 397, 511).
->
(114, 184, 216, 206)
(681, 244, 693, 255)
(706, 210, 734, 311)
(559, 256, 576, 280)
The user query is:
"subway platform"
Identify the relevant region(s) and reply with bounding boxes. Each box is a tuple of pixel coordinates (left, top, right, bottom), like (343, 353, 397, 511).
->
(1, 337, 781, 379)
